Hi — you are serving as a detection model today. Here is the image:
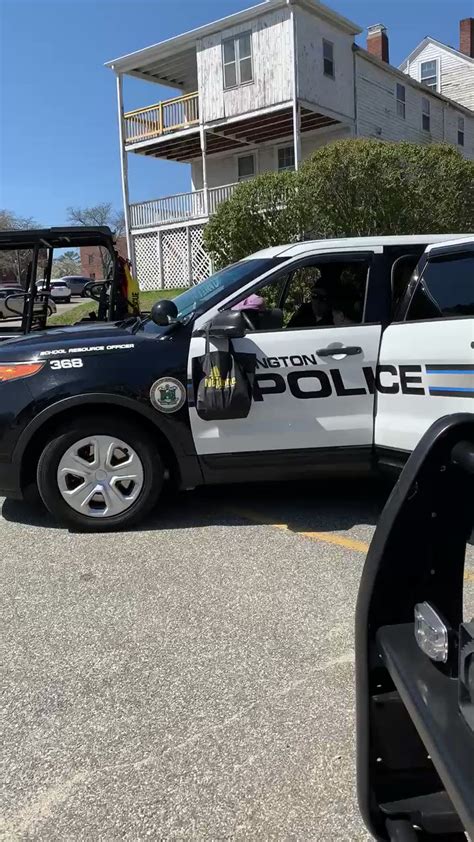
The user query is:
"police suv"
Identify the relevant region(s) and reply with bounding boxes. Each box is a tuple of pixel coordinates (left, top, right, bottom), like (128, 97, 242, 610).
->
(0, 234, 472, 530)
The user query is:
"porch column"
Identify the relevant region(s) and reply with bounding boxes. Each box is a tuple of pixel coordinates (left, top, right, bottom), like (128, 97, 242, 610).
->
(200, 124, 209, 216)
(115, 71, 136, 276)
(289, 2, 302, 170)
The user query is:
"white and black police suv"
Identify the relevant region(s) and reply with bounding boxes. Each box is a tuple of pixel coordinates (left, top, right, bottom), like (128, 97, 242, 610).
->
(0, 234, 472, 530)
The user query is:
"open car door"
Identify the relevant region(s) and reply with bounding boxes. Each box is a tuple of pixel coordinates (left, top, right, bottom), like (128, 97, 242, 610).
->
(356, 414, 474, 840)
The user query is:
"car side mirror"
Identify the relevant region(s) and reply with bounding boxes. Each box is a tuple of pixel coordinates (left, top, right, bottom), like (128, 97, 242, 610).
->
(205, 309, 246, 338)
(151, 299, 179, 326)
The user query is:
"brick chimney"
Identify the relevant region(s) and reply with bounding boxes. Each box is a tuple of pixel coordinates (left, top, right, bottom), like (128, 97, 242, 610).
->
(367, 24, 389, 63)
(460, 18, 474, 57)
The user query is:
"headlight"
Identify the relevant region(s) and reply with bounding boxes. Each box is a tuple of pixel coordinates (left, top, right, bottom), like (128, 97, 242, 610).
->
(0, 362, 45, 382)
(414, 601, 449, 663)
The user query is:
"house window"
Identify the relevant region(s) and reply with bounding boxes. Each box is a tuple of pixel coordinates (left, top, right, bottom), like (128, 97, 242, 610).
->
(396, 83, 406, 119)
(323, 39, 335, 78)
(422, 97, 430, 132)
(458, 116, 465, 146)
(88, 253, 94, 265)
(223, 32, 253, 89)
(277, 146, 295, 172)
(237, 153, 255, 181)
(420, 59, 438, 90)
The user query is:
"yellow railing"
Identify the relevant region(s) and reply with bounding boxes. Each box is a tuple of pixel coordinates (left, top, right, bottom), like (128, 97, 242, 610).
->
(124, 92, 199, 143)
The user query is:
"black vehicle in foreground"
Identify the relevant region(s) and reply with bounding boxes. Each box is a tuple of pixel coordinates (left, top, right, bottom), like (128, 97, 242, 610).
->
(356, 414, 474, 841)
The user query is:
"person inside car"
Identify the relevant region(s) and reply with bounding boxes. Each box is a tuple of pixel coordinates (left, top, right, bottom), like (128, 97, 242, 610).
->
(287, 279, 358, 329)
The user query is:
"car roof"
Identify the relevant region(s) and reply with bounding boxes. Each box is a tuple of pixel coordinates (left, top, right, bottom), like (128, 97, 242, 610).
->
(243, 234, 471, 260)
(425, 235, 474, 254)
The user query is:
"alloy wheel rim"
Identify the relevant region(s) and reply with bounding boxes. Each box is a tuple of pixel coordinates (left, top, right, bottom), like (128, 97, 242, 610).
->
(57, 435, 144, 518)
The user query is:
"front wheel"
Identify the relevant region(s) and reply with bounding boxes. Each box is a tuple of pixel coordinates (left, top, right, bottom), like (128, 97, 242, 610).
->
(37, 416, 164, 531)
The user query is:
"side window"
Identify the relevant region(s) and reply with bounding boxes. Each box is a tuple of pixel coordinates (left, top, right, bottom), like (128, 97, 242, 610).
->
(229, 258, 370, 331)
(406, 253, 474, 321)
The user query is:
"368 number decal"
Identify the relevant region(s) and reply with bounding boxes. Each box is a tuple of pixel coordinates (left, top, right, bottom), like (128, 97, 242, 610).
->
(50, 358, 83, 370)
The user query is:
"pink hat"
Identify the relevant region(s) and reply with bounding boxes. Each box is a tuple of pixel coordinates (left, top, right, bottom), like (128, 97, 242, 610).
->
(232, 294, 265, 311)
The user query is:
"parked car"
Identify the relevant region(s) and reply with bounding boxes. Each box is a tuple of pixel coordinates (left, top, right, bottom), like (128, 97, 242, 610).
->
(0, 233, 471, 531)
(36, 280, 72, 303)
(0, 288, 56, 318)
(60, 275, 97, 296)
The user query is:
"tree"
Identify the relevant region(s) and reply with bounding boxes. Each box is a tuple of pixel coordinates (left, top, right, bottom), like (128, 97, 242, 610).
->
(67, 203, 125, 278)
(203, 140, 474, 267)
(203, 170, 306, 269)
(0, 210, 41, 285)
(52, 250, 81, 279)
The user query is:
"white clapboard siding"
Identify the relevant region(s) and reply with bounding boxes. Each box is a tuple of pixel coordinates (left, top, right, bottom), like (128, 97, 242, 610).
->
(405, 42, 474, 112)
(197, 7, 292, 123)
(356, 53, 474, 158)
(295, 7, 355, 121)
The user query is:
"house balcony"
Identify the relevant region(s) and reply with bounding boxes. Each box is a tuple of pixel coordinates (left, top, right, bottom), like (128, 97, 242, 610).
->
(130, 183, 238, 230)
(124, 92, 199, 145)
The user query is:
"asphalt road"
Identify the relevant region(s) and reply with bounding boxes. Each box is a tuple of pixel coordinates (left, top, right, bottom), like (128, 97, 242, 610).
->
(2, 479, 473, 840)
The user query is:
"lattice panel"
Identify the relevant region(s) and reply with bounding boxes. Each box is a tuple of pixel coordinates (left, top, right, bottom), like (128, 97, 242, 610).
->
(190, 225, 211, 283)
(133, 232, 160, 291)
(133, 223, 212, 291)
(161, 228, 188, 289)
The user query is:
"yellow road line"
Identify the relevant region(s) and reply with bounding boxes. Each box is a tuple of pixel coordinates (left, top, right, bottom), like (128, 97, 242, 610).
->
(227, 506, 474, 582)
(227, 507, 369, 553)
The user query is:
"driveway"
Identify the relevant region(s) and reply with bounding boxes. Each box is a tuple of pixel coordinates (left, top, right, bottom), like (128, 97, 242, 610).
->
(2, 480, 473, 839)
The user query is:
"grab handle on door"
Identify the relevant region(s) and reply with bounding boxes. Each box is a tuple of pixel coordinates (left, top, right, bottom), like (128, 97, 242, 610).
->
(316, 346, 362, 357)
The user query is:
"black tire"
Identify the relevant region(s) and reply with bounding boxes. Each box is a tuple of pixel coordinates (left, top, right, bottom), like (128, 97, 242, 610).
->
(36, 415, 164, 531)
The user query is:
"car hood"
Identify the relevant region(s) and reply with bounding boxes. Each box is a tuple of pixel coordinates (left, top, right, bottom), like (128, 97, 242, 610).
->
(0, 322, 169, 360)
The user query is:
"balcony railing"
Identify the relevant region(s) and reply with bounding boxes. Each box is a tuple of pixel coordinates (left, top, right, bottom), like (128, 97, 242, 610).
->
(124, 92, 199, 144)
(130, 183, 238, 229)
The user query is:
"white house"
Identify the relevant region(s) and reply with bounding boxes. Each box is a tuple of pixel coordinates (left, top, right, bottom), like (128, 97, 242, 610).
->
(400, 18, 474, 112)
(106, 0, 474, 290)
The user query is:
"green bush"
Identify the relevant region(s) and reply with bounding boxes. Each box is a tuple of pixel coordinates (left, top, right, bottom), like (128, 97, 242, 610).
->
(204, 139, 474, 267)
(203, 170, 308, 269)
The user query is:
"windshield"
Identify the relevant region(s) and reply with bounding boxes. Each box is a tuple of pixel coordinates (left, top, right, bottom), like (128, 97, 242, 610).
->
(172, 258, 284, 319)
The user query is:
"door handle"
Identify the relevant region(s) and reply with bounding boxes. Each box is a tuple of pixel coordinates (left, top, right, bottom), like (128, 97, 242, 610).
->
(316, 346, 362, 357)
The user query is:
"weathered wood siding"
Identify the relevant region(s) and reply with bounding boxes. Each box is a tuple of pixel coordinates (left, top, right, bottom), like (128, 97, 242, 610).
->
(404, 42, 474, 112)
(197, 7, 292, 124)
(356, 54, 474, 159)
(295, 7, 355, 121)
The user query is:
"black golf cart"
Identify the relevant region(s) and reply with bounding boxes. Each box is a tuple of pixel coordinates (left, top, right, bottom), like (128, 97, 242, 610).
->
(0, 226, 137, 340)
(356, 414, 474, 840)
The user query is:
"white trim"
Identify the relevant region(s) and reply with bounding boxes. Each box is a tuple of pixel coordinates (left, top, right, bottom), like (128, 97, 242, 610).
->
(322, 37, 335, 80)
(131, 219, 208, 236)
(418, 56, 440, 93)
(115, 73, 135, 275)
(395, 80, 406, 119)
(222, 30, 254, 90)
(276, 141, 296, 171)
(235, 150, 257, 181)
(289, 2, 301, 171)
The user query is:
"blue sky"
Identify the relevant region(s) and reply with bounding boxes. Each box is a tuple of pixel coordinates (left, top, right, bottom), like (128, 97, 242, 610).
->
(0, 0, 471, 225)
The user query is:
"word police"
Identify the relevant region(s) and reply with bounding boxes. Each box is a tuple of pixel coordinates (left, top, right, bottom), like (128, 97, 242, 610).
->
(254, 363, 426, 401)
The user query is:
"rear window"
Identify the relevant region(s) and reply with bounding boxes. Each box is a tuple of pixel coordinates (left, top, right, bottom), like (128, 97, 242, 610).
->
(407, 252, 474, 321)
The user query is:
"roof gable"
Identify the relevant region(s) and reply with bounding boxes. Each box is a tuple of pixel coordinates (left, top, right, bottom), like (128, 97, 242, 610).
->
(399, 36, 474, 71)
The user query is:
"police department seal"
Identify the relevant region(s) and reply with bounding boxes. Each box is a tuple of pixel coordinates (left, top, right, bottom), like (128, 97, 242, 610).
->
(150, 377, 186, 413)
